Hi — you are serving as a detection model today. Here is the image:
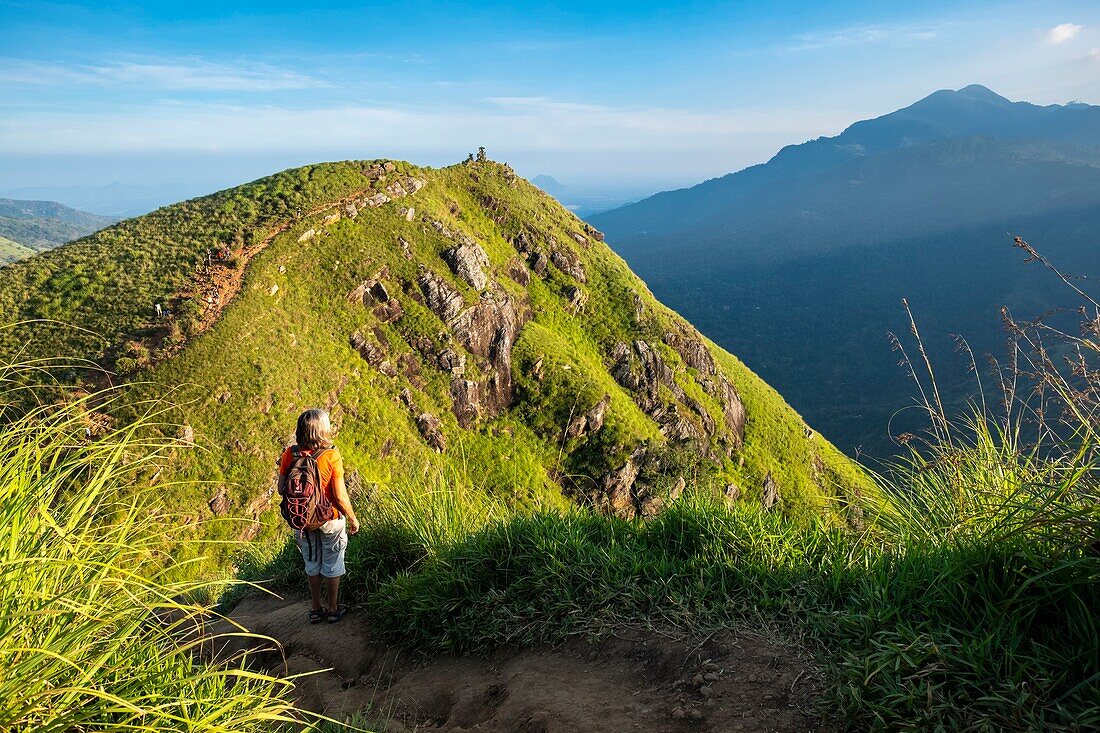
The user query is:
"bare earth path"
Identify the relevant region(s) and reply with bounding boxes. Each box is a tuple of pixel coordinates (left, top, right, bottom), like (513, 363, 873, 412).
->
(211, 595, 828, 733)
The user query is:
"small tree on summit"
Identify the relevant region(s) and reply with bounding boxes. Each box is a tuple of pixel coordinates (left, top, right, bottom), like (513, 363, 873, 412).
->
(476, 146, 487, 163)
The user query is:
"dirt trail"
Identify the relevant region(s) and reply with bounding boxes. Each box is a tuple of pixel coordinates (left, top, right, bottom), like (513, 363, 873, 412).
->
(208, 595, 827, 733)
(181, 185, 375, 339)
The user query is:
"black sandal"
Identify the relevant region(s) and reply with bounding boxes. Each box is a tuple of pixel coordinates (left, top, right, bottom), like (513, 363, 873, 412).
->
(308, 608, 324, 624)
(326, 603, 348, 624)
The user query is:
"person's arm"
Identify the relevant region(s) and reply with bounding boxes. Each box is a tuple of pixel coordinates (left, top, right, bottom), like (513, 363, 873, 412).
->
(331, 474, 359, 534)
(276, 449, 290, 495)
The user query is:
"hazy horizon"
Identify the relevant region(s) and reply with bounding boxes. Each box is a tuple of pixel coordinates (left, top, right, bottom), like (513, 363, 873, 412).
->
(4, 1, 1100, 198)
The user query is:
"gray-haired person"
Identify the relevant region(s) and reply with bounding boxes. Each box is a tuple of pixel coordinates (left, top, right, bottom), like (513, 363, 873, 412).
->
(277, 408, 360, 624)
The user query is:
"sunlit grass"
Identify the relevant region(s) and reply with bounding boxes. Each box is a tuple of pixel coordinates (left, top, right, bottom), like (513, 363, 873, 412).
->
(0, 373, 312, 732)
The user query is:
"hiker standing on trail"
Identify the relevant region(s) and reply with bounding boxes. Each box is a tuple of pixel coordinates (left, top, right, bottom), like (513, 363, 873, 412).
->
(277, 408, 360, 624)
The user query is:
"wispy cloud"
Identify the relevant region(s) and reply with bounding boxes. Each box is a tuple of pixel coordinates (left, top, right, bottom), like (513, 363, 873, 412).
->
(1045, 23, 1083, 45)
(0, 57, 328, 91)
(0, 97, 851, 157)
(784, 23, 945, 52)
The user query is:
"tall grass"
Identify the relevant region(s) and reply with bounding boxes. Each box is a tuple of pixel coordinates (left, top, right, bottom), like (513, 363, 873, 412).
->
(0, 376, 307, 732)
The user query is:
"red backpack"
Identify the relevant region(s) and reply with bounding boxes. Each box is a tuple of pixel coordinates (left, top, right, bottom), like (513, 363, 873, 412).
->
(279, 446, 334, 531)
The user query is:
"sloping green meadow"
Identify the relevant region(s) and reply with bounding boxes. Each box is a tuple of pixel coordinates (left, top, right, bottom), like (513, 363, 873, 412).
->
(0, 160, 870, 573)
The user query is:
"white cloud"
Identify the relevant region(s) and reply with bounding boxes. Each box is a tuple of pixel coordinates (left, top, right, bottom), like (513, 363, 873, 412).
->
(1046, 23, 1083, 45)
(785, 23, 945, 52)
(1089, 48, 1100, 61)
(0, 57, 328, 91)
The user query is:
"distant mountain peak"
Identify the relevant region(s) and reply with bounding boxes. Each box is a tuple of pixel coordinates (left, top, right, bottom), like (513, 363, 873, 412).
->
(955, 84, 1011, 103)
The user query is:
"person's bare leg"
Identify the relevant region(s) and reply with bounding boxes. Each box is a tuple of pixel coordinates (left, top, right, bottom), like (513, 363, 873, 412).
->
(307, 574, 323, 612)
(325, 576, 341, 613)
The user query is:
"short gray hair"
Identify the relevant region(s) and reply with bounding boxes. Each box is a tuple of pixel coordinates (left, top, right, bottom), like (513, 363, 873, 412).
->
(295, 408, 333, 450)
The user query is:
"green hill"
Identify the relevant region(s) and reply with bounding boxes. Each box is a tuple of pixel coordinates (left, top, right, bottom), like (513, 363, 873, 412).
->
(0, 158, 868, 559)
(0, 197, 114, 263)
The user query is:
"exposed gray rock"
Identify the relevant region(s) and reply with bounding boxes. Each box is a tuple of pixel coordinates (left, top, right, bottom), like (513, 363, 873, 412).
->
(344, 201, 359, 219)
(450, 378, 482, 428)
(443, 240, 490, 290)
(418, 268, 466, 322)
(652, 404, 701, 440)
(350, 330, 396, 375)
(179, 424, 195, 445)
(716, 375, 746, 447)
(297, 228, 316, 243)
(565, 394, 611, 440)
(571, 232, 587, 246)
(666, 332, 716, 375)
(595, 450, 643, 517)
(724, 482, 741, 502)
(373, 299, 403, 323)
(565, 286, 587, 313)
(415, 412, 446, 452)
(365, 193, 389, 208)
(348, 266, 391, 305)
(511, 230, 534, 254)
(507, 257, 531, 286)
(583, 223, 605, 242)
(550, 247, 587, 283)
(530, 251, 549, 276)
(436, 348, 466, 375)
(761, 472, 779, 511)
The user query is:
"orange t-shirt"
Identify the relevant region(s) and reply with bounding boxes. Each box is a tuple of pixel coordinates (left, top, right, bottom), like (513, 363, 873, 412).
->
(278, 445, 344, 522)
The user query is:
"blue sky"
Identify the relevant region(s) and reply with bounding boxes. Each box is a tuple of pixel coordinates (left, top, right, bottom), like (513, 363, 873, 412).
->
(2, 0, 1100, 194)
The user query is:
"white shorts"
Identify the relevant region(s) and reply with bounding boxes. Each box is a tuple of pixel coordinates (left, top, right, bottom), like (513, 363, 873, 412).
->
(296, 518, 347, 578)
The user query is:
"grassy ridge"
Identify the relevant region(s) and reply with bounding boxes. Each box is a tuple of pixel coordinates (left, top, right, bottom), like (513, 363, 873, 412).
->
(0, 159, 867, 573)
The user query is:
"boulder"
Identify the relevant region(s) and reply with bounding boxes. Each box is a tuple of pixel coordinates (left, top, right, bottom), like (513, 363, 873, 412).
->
(322, 212, 340, 226)
(297, 228, 316, 243)
(344, 202, 359, 219)
(418, 269, 466, 322)
(348, 267, 391, 305)
(565, 394, 611, 440)
(507, 258, 531, 286)
(530, 251, 549, 276)
(443, 240, 491, 290)
(550, 247, 587, 283)
(724, 482, 741, 502)
(583, 223, 605, 242)
(373, 299, 403, 324)
(365, 193, 390, 208)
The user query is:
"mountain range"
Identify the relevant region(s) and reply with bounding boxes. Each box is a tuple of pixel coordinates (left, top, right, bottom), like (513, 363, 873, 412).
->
(0, 198, 114, 264)
(590, 85, 1100, 455)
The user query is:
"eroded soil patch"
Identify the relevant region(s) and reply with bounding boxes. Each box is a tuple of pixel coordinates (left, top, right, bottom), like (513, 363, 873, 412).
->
(209, 595, 827, 732)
